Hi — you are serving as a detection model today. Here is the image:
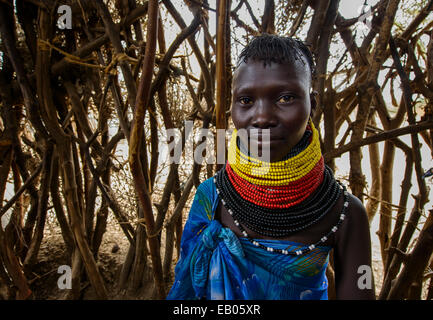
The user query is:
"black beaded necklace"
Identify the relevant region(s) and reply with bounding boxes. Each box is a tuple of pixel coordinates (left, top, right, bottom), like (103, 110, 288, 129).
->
(214, 165, 349, 256)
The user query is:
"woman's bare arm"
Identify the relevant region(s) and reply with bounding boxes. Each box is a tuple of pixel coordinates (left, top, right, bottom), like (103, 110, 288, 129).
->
(333, 194, 376, 299)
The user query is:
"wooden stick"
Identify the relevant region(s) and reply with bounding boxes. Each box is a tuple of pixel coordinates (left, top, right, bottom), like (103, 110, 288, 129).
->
(128, 0, 165, 299)
(323, 121, 433, 161)
(0, 164, 42, 218)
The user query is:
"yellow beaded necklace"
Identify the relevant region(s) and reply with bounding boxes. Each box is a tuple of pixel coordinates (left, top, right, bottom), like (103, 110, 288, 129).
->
(228, 119, 322, 186)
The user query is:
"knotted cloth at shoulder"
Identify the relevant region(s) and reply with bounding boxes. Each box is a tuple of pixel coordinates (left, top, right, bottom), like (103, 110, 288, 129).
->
(190, 220, 244, 297)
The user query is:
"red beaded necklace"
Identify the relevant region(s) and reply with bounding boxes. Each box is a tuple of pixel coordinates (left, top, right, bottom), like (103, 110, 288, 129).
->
(226, 124, 325, 209)
(226, 158, 324, 209)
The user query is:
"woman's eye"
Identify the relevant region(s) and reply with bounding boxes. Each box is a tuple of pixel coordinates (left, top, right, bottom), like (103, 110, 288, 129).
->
(239, 97, 253, 105)
(278, 95, 295, 103)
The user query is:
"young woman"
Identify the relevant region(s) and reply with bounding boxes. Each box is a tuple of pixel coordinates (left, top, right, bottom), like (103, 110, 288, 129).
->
(167, 34, 375, 300)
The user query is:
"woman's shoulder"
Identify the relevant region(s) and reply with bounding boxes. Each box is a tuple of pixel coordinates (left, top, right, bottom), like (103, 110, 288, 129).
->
(194, 176, 218, 207)
(187, 177, 219, 223)
(196, 176, 216, 195)
(334, 191, 370, 247)
(346, 193, 368, 223)
(332, 191, 375, 299)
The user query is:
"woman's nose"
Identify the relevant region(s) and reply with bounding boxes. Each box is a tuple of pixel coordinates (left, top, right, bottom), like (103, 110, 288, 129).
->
(251, 99, 277, 128)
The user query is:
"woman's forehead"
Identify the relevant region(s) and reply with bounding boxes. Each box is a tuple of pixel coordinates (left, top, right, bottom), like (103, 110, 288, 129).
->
(232, 59, 312, 91)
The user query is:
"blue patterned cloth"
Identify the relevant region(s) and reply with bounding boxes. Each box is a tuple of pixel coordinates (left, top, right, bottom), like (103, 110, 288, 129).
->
(166, 178, 331, 300)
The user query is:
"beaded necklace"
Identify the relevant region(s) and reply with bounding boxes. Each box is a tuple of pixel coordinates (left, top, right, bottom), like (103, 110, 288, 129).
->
(228, 121, 323, 186)
(214, 120, 349, 256)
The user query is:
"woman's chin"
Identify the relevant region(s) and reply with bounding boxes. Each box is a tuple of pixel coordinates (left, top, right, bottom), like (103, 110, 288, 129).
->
(248, 140, 287, 162)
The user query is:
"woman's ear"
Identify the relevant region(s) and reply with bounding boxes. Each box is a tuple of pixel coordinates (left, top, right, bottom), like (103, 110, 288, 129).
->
(310, 91, 318, 117)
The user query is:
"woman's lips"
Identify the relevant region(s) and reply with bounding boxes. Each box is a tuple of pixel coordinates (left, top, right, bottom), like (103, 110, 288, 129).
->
(248, 130, 283, 141)
(248, 136, 284, 156)
(246, 137, 279, 161)
(248, 135, 284, 143)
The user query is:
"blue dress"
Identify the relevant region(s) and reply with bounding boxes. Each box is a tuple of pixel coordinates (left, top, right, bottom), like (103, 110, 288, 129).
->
(166, 178, 331, 300)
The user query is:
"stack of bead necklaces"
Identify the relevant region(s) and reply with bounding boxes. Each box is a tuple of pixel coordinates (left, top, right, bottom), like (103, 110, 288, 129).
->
(214, 119, 350, 256)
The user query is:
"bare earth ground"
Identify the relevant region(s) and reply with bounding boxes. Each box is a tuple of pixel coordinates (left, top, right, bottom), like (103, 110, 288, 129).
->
(30, 220, 158, 300)
(29, 219, 421, 300)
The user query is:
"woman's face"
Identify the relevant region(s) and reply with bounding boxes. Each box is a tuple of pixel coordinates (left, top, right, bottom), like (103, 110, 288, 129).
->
(231, 59, 315, 162)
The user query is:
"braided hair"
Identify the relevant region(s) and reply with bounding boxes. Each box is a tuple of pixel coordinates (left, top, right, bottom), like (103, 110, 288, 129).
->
(236, 34, 316, 82)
